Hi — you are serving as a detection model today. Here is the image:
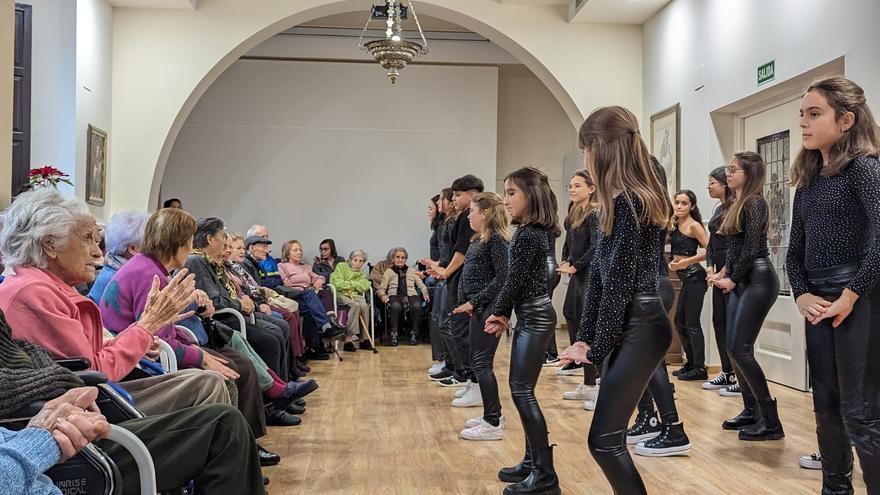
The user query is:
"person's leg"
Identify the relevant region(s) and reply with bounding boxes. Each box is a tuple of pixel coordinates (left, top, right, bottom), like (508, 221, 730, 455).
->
(270, 306, 304, 358)
(673, 283, 694, 366)
(408, 295, 424, 339)
(588, 295, 671, 494)
(243, 320, 288, 382)
(225, 330, 273, 391)
(388, 296, 404, 335)
(318, 287, 335, 313)
(123, 369, 230, 415)
(712, 285, 734, 374)
(298, 290, 332, 328)
(104, 404, 265, 495)
(469, 307, 502, 425)
(254, 314, 294, 381)
(681, 272, 708, 371)
(429, 282, 447, 361)
(210, 347, 267, 439)
(337, 294, 360, 339)
(436, 282, 462, 374)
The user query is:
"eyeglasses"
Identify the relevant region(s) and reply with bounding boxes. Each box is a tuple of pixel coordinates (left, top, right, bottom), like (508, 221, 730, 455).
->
(320, 247, 331, 251)
(725, 166, 744, 175)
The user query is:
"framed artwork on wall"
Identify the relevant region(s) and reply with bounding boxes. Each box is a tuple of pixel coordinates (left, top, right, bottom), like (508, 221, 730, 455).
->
(86, 124, 107, 206)
(650, 104, 680, 193)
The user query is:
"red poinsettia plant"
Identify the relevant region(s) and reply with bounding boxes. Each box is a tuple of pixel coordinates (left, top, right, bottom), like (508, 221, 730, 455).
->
(28, 166, 73, 189)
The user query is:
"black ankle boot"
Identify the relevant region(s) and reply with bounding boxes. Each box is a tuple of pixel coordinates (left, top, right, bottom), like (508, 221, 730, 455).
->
(498, 442, 532, 483)
(503, 446, 560, 495)
(723, 392, 757, 430)
(739, 398, 785, 441)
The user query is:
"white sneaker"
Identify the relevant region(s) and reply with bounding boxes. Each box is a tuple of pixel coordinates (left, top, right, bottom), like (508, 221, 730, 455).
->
(563, 383, 599, 401)
(428, 361, 445, 375)
(583, 398, 598, 411)
(466, 415, 506, 428)
(455, 381, 473, 398)
(451, 382, 483, 407)
(460, 420, 504, 441)
(799, 452, 822, 470)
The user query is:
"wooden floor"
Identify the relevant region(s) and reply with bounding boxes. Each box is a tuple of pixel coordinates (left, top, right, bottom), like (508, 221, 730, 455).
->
(261, 331, 864, 494)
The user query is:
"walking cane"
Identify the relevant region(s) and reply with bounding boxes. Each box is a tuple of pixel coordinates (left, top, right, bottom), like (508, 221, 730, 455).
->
(347, 289, 379, 354)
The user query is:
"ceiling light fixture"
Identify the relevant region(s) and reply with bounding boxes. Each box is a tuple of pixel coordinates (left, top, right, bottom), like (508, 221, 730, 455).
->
(357, 0, 429, 84)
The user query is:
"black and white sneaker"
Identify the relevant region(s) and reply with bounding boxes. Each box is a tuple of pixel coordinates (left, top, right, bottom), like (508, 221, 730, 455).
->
(556, 362, 584, 376)
(429, 369, 453, 381)
(438, 376, 468, 388)
(799, 452, 822, 470)
(626, 410, 662, 444)
(635, 422, 691, 457)
(543, 354, 561, 367)
(719, 382, 742, 397)
(703, 372, 736, 390)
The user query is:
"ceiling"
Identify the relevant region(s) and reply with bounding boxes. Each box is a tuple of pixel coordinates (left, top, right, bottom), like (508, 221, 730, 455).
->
(107, 0, 196, 9)
(302, 12, 473, 33)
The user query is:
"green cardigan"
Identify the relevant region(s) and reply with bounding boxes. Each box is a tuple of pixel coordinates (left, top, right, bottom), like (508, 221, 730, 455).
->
(329, 262, 371, 296)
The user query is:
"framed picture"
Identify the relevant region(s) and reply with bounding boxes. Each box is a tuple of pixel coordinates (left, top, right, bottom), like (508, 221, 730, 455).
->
(86, 125, 107, 206)
(650, 104, 680, 194)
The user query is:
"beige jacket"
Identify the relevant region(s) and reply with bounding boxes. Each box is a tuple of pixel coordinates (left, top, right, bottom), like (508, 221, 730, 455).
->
(378, 266, 429, 298)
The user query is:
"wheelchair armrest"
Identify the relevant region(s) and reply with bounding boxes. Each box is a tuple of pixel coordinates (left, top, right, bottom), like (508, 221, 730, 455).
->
(4, 400, 48, 421)
(74, 370, 109, 386)
(56, 358, 91, 372)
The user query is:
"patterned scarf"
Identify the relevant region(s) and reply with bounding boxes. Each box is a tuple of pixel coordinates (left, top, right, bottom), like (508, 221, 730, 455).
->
(192, 249, 238, 300)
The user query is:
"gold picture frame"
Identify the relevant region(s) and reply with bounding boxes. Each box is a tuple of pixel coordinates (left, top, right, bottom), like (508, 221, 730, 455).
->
(86, 124, 107, 206)
(649, 104, 681, 193)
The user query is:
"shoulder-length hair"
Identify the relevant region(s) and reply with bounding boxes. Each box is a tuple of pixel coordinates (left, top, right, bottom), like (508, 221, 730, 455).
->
(719, 151, 766, 235)
(565, 170, 597, 229)
(504, 167, 561, 237)
(470, 192, 512, 243)
(142, 208, 197, 262)
(791, 77, 880, 188)
(672, 189, 702, 225)
(281, 239, 302, 263)
(578, 106, 672, 234)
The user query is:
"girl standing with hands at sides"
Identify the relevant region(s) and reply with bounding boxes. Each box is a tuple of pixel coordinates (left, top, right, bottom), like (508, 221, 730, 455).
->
(559, 106, 674, 494)
(709, 151, 783, 441)
(453, 192, 511, 438)
(556, 171, 602, 411)
(785, 77, 880, 494)
(669, 190, 710, 381)
(702, 167, 738, 392)
(484, 167, 561, 495)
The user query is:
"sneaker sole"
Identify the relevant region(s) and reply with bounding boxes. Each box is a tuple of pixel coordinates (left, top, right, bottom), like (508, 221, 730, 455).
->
(739, 432, 785, 441)
(439, 381, 468, 388)
(451, 401, 483, 408)
(634, 443, 692, 457)
(562, 394, 590, 401)
(799, 461, 822, 470)
(677, 375, 709, 381)
(429, 375, 452, 382)
(702, 383, 731, 390)
(543, 363, 561, 367)
(582, 400, 596, 411)
(466, 419, 506, 429)
(626, 432, 660, 445)
(460, 432, 503, 441)
(719, 389, 742, 397)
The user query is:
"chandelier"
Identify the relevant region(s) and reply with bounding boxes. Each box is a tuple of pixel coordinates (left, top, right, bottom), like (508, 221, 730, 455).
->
(358, 0, 429, 84)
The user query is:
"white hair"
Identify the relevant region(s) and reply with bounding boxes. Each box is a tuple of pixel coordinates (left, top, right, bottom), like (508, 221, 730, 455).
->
(104, 211, 151, 255)
(0, 188, 92, 270)
(348, 249, 368, 262)
(246, 224, 267, 238)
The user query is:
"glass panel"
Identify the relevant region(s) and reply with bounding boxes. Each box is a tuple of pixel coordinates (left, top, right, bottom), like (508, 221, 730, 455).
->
(756, 130, 791, 296)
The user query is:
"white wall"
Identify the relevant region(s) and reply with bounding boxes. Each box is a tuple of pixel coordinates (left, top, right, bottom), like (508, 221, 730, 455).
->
(161, 60, 498, 264)
(75, 0, 114, 220)
(18, 0, 77, 196)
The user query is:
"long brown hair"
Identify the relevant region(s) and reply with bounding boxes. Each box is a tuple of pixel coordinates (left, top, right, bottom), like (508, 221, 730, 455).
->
(719, 151, 766, 235)
(578, 106, 672, 234)
(708, 166, 734, 209)
(673, 189, 702, 225)
(504, 167, 561, 237)
(470, 192, 512, 243)
(566, 170, 597, 229)
(791, 77, 880, 188)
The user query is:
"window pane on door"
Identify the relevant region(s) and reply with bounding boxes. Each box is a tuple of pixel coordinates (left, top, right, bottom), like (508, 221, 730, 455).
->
(758, 130, 791, 295)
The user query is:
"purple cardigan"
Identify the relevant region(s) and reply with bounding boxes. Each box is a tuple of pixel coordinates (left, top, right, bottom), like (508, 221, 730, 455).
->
(99, 254, 203, 369)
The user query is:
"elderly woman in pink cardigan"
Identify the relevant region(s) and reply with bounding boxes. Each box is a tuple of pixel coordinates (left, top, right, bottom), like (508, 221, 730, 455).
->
(278, 239, 345, 341)
(0, 188, 230, 415)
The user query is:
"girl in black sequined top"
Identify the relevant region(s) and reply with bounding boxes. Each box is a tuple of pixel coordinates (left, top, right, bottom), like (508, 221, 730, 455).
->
(710, 151, 783, 442)
(559, 106, 675, 494)
(669, 190, 710, 381)
(484, 167, 561, 494)
(452, 193, 510, 436)
(785, 77, 880, 492)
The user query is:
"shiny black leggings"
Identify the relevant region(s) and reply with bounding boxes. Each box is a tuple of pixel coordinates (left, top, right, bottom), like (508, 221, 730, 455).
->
(712, 257, 733, 373)
(588, 294, 672, 495)
(675, 266, 708, 368)
(470, 306, 503, 426)
(544, 255, 562, 356)
(509, 296, 557, 452)
(638, 278, 679, 424)
(806, 281, 880, 494)
(726, 258, 778, 401)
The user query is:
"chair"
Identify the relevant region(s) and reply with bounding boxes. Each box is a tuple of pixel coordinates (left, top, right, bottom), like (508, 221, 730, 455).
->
(328, 284, 376, 353)
(213, 308, 249, 339)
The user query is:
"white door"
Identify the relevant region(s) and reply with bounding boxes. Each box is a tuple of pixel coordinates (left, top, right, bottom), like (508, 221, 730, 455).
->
(738, 97, 808, 391)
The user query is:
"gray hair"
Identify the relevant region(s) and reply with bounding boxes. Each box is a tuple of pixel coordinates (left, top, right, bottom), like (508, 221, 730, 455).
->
(389, 246, 408, 259)
(104, 211, 151, 255)
(348, 249, 368, 262)
(246, 224, 267, 238)
(0, 188, 92, 270)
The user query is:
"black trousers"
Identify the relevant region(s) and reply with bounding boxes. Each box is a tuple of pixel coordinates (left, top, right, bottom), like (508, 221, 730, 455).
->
(712, 255, 734, 374)
(388, 295, 423, 335)
(215, 312, 292, 382)
(103, 404, 265, 495)
(440, 274, 471, 378)
(544, 255, 562, 356)
(562, 271, 598, 385)
(726, 258, 778, 401)
(806, 265, 880, 495)
(675, 266, 708, 368)
(509, 296, 557, 451)
(638, 277, 678, 424)
(470, 305, 503, 425)
(588, 293, 672, 495)
(429, 281, 447, 361)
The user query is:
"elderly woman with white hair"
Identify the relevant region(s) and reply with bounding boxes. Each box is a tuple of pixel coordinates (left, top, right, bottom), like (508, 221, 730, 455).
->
(377, 247, 430, 346)
(87, 211, 151, 303)
(329, 249, 374, 352)
(0, 188, 232, 415)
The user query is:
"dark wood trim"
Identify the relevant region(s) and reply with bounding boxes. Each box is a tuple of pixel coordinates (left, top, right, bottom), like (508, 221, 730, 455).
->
(12, 3, 33, 197)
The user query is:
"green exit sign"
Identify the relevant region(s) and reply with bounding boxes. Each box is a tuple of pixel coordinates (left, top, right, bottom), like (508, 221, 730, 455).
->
(758, 60, 775, 85)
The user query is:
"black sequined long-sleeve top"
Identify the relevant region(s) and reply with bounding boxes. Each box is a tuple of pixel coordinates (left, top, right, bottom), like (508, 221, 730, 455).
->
(562, 209, 600, 275)
(459, 232, 510, 308)
(491, 225, 551, 318)
(786, 155, 880, 298)
(576, 193, 665, 364)
(724, 196, 770, 285)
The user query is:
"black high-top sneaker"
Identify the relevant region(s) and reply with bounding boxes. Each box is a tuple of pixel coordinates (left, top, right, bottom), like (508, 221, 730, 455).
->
(626, 410, 661, 444)
(703, 371, 736, 390)
(635, 422, 692, 457)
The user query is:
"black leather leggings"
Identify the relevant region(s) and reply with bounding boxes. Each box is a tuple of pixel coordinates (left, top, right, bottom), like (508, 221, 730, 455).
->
(544, 255, 561, 356)
(806, 264, 880, 495)
(588, 293, 672, 494)
(470, 306, 503, 426)
(509, 296, 557, 451)
(726, 257, 779, 401)
(638, 277, 679, 424)
(564, 272, 598, 385)
(675, 265, 708, 368)
(712, 256, 734, 373)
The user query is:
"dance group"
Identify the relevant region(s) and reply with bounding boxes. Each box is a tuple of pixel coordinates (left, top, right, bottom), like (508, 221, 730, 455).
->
(420, 76, 880, 495)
